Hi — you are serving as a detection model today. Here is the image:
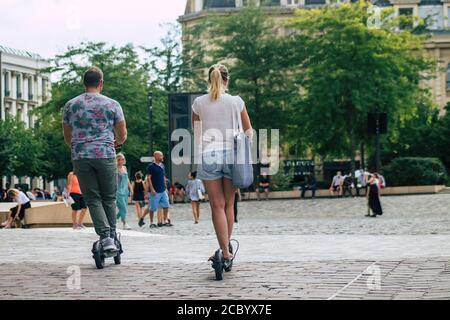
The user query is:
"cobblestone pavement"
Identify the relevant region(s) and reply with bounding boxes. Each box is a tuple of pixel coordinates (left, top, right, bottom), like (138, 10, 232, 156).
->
(1, 194, 450, 300)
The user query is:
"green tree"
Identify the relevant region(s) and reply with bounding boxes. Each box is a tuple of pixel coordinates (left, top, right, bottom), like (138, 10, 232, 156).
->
(0, 117, 43, 178)
(289, 1, 435, 177)
(33, 114, 72, 181)
(40, 42, 151, 176)
(196, 4, 302, 156)
(143, 23, 185, 156)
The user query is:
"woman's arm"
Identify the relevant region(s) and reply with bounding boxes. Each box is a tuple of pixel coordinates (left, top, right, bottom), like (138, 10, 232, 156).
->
(241, 107, 253, 139)
(67, 173, 73, 193)
(15, 203, 22, 219)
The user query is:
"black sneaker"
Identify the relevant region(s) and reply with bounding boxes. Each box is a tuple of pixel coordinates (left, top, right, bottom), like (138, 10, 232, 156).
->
(150, 224, 157, 229)
(138, 218, 145, 227)
(157, 223, 164, 228)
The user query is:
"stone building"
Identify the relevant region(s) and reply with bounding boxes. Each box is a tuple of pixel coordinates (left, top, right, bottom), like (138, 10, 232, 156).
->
(0, 45, 52, 191)
(179, 0, 450, 113)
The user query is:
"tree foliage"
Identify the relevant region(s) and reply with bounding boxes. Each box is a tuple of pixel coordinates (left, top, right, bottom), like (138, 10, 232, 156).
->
(288, 1, 435, 174)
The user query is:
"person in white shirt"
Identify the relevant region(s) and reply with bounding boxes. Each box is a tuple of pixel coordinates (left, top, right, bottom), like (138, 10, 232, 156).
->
(329, 171, 345, 197)
(1, 189, 32, 229)
(26, 190, 36, 201)
(185, 171, 206, 224)
(192, 63, 253, 271)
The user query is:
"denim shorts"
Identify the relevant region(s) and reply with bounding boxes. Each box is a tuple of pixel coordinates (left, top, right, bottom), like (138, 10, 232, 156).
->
(198, 149, 233, 181)
(148, 191, 170, 212)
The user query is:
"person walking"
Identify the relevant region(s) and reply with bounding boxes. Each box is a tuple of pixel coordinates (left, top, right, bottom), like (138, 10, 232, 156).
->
(192, 63, 253, 269)
(67, 171, 88, 230)
(0, 189, 32, 229)
(133, 172, 147, 227)
(63, 66, 127, 252)
(141, 151, 171, 228)
(366, 174, 383, 217)
(116, 153, 132, 230)
(186, 171, 206, 224)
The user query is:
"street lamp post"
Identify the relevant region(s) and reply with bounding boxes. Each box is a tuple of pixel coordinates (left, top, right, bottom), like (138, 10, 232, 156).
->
(148, 92, 153, 155)
(376, 112, 381, 173)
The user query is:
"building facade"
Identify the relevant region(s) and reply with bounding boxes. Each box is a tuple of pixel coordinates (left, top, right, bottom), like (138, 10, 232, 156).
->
(179, 0, 450, 113)
(0, 45, 51, 191)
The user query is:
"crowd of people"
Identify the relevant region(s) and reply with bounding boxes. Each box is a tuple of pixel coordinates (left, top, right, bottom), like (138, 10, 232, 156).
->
(0, 64, 384, 273)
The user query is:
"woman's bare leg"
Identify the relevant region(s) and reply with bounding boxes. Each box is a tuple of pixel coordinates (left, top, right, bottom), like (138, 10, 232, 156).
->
(204, 179, 232, 259)
(135, 203, 142, 219)
(78, 208, 87, 225)
(72, 210, 78, 227)
(196, 201, 201, 221)
(223, 178, 237, 241)
(191, 201, 197, 222)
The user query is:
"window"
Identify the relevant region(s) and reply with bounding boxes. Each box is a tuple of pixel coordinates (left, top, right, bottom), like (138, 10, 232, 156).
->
(204, 0, 236, 9)
(42, 78, 48, 100)
(4, 72, 9, 96)
(446, 63, 450, 90)
(448, 7, 450, 27)
(16, 74, 22, 99)
(16, 105, 23, 122)
(419, 5, 443, 30)
(28, 107, 34, 128)
(260, 0, 280, 6)
(28, 77, 33, 100)
(286, 0, 300, 5)
(305, 0, 326, 4)
(399, 7, 414, 29)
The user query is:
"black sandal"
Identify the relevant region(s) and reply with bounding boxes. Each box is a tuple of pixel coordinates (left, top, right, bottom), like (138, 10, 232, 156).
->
(225, 239, 239, 272)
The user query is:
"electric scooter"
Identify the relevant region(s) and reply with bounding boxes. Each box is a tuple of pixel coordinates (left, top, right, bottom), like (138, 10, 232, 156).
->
(92, 234, 123, 270)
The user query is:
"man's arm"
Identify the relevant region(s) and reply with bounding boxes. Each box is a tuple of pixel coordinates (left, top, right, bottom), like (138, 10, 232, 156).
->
(114, 120, 127, 146)
(146, 175, 156, 195)
(63, 124, 72, 146)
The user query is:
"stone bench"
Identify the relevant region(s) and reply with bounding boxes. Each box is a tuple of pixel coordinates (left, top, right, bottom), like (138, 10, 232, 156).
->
(0, 202, 93, 228)
(239, 185, 446, 200)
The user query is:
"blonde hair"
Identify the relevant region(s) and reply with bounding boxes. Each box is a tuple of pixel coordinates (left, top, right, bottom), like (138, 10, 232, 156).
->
(208, 64, 229, 101)
(7, 188, 20, 198)
(116, 153, 126, 162)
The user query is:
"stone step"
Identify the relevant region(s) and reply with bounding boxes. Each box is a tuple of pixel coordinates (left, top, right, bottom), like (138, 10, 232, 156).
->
(440, 187, 450, 194)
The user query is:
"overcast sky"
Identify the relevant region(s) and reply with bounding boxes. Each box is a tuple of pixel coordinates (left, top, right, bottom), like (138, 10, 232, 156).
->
(0, 0, 186, 59)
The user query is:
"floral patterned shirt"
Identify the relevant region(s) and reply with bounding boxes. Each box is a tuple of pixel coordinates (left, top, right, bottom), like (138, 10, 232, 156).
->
(63, 93, 125, 160)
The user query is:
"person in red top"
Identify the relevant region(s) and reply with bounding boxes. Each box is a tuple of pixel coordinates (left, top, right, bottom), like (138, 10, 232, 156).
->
(68, 171, 88, 230)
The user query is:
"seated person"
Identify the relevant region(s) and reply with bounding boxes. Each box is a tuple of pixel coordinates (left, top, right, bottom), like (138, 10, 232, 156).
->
(342, 174, 355, 197)
(33, 188, 45, 200)
(256, 173, 271, 201)
(329, 171, 344, 197)
(1, 189, 32, 229)
(301, 174, 317, 199)
(174, 182, 186, 203)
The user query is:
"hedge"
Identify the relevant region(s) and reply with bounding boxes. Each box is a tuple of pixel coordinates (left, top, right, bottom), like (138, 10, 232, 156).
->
(382, 157, 448, 187)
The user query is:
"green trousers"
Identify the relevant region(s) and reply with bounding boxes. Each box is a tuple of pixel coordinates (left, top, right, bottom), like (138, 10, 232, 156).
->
(73, 158, 117, 239)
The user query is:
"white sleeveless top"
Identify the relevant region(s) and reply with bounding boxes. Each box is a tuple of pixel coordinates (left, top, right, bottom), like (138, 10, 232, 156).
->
(192, 93, 245, 152)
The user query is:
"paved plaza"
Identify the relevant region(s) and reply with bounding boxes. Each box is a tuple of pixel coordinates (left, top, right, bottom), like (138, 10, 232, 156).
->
(1, 194, 450, 300)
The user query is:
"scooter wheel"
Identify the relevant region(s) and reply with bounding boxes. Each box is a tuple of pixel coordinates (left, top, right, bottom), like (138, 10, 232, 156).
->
(114, 253, 121, 265)
(92, 242, 105, 269)
(94, 251, 105, 269)
(213, 250, 224, 281)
